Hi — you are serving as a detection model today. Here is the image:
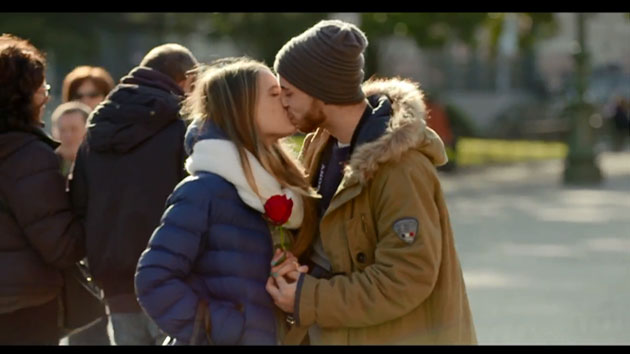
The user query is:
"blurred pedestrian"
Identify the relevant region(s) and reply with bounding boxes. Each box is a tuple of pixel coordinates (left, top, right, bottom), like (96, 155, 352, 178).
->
(51, 101, 111, 345)
(62, 66, 115, 110)
(135, 57, 316, 345)
(69, 43, 198, 345)
(0, 33, 85, 345)
(51, 102, 91, 177)
(425, 94, 455, 147)
(60, 65, 114, 346)
(267, 20, 477, 345)
(425, 93, 457, 171)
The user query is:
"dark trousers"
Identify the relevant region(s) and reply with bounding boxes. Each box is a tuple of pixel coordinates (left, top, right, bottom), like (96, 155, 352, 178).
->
(0, 298, 59, 345)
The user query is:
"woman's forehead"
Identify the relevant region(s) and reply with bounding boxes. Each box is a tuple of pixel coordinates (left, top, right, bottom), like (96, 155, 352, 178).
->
(259, 69, 280, 88)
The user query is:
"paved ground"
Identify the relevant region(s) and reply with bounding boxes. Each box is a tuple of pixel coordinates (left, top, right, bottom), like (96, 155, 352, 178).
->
(440, 151, 630, 344)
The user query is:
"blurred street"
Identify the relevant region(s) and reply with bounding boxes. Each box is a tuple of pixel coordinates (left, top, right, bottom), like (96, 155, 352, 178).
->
(441, 151, 630, 344)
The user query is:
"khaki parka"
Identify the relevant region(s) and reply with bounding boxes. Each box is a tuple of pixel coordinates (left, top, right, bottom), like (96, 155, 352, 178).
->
(290, 78, 477, 345)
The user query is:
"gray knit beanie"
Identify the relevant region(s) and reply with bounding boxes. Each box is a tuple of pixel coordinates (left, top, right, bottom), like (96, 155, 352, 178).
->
(274, 19, 368, 104)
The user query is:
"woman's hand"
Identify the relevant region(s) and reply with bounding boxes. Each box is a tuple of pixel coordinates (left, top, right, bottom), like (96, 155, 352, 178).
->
(269, 248, 308, 283)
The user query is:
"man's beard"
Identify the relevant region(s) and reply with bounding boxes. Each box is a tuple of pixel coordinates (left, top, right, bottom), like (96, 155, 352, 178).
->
(296, 100, 326, 134)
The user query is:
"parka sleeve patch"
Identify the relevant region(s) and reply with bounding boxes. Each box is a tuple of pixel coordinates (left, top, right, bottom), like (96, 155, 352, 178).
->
(393, 217, 419, 244)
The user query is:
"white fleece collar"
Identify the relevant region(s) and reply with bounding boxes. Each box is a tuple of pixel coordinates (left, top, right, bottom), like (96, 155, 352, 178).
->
(185, 139, 303, 229)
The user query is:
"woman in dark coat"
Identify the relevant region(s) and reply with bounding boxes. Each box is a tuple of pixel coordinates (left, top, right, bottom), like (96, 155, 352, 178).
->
(0, 34, 85, 345)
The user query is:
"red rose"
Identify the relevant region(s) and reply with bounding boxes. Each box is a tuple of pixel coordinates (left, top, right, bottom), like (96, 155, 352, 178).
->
(264, 195, 293, 226)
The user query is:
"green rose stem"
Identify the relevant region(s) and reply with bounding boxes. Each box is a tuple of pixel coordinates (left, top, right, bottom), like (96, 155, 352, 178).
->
(274, 225, 287, 265)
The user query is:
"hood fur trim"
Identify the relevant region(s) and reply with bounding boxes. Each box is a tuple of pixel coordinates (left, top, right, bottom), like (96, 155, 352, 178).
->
(345, 78, 447, 185)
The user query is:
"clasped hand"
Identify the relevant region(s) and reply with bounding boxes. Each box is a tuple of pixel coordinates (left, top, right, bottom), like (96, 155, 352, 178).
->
(265, 248, 308, 313)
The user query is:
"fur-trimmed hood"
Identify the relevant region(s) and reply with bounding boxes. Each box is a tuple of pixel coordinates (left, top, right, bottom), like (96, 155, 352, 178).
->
(344, 78, 448, 185)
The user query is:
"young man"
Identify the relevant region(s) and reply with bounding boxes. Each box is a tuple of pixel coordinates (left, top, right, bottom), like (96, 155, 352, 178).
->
(69, 43, 198, 345)
(266, 20, 477, 345)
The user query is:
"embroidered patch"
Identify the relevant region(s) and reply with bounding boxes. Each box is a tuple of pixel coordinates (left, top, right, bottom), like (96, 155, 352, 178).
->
(393, 217, 419, 244)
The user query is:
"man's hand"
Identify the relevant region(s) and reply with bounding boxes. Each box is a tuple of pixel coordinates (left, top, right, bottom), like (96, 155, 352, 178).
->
(266, 271, 298, 313)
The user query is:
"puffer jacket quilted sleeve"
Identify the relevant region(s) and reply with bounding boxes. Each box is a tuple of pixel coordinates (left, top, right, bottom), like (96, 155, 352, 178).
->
(1, 136, 85, 269)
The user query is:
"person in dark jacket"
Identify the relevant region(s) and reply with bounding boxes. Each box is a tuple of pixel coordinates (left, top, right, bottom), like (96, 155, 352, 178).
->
(135, 57, 317, 345)
(69, 43, 198, 345)
(0, 33, 85, 345)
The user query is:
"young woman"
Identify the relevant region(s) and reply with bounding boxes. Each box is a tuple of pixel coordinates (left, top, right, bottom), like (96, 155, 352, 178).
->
(0, 34, 85, 345)
(135, 57, 317, 345)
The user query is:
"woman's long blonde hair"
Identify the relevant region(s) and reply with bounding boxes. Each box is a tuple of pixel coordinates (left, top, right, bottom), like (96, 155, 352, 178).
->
(182, 57, 317, 258)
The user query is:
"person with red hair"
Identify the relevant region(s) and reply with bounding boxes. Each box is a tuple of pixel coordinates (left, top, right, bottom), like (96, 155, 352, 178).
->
(62, 65, 115, 110)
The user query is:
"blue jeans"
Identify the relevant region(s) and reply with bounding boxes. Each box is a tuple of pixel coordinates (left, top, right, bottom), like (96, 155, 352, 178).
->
(109, 311, 165, 345)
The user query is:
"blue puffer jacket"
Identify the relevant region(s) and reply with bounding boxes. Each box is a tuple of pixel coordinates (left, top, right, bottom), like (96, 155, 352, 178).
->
(135, 122, 278, 345)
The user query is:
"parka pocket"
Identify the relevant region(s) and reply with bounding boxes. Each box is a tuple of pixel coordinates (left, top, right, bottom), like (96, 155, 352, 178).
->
(345, 214, 376, 271)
